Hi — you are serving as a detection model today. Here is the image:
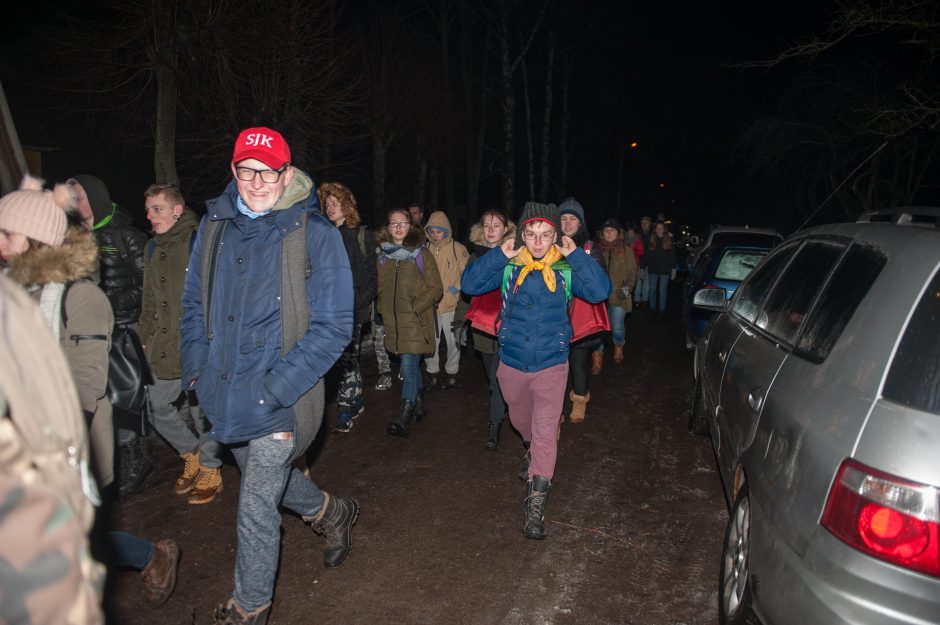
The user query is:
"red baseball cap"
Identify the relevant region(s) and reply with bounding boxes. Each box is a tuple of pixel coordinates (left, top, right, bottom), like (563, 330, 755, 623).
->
(231, 127, 291, 169)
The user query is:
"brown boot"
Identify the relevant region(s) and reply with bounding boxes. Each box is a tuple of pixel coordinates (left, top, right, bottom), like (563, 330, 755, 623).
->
(590, 350, 603, 375)
(141, 539, 180, 607)
(174, 451, 201, 495)
(568, 391, 589, 423)
(613, 344, 625, 365)
(213, 598, 271, 625)
(187, 466, 223, 505)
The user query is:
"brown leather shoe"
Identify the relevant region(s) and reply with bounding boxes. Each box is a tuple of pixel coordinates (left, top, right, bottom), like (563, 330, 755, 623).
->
(174, 452, 200, 495)
(188, 467, 223, 505)
(613, 344, 625, 365)
(141, 539, 180, 607)
(590, 350, 603, 375)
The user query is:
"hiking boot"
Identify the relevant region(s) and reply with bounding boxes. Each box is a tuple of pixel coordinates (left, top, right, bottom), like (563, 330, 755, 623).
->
(483, 422, 501, 451)
(427, 373, 439, 388)
(387, 400, 414, 438)
(334, 416, 354, 433)
(613, 344, 625, 365)
(213, 598, 271, 625)
(306, 493, 360, 567)
(187, 466, 223, 505)
(141, 539, 180, 607)
(374, 373, 393, 391)
(517, 443, 531, 481)
(568, 391, 590, 423)
(411, 391, 426, 423)
(590, 350, 603, 375)
(523, 476, 551, 540)
(174, 451, 200, 495)
(118, 435, 152, 498)
(439, 374, 456, 390)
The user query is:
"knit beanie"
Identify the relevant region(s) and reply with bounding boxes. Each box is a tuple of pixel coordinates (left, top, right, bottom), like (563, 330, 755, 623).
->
(515, 201, 560, 247)
(68, 174, 114, 224)
(0, 175, 71, 247)
(601, 217, 623, 232)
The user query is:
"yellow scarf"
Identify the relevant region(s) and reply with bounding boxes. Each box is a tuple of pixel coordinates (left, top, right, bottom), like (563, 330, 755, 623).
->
(512, 246, 563, 293)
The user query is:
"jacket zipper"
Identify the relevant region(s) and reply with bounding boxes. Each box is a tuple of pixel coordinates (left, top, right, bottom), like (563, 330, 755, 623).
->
(393, 261, 400, 353)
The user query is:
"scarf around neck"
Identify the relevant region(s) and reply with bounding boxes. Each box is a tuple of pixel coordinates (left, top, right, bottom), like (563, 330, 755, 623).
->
(511, 245, 564, 293)
(380, 241, 421, 262)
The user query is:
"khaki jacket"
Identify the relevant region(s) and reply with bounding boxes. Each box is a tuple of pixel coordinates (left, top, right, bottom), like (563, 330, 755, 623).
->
(597, 234, 639, 311)
(424, 211, 469, 313)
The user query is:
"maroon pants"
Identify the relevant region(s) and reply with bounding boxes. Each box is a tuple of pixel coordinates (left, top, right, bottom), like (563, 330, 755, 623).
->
(497, 361, 569, 480)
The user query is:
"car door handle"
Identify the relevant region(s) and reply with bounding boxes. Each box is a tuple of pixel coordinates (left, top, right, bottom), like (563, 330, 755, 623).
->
(718, 350, 727, 363)
(748, 388, 764, 413)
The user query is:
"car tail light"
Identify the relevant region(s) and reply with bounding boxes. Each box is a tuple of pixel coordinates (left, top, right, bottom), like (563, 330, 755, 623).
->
(703, 283, 720, 289)
(821, 459, 939, 577)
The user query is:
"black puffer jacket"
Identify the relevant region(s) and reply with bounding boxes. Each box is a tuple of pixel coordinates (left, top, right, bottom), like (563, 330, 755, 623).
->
(96, 208, 147, 326)
(337, 223, 378, 326)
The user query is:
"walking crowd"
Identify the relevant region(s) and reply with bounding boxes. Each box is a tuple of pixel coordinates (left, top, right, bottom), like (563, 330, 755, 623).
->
(0, 126, 678, 624)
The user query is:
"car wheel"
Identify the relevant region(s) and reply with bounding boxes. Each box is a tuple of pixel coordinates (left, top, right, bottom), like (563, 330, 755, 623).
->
(688, 379, 708, 436)
(719, 484, 760, 625)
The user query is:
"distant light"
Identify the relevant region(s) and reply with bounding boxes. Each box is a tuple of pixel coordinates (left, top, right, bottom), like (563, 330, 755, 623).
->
(630, 141, 638, 148)
(659, 182, 665, 189)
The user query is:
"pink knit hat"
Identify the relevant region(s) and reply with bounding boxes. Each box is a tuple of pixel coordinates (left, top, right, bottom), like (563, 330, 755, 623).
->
(0, 175, 71, 247)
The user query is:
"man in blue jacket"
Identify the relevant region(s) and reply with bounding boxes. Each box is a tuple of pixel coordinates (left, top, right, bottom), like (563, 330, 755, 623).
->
(181, 127, 357, 625)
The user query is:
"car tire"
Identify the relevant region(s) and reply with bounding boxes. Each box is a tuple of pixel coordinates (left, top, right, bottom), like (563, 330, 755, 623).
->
(719, 484, 760, 625)
(688, 380, 708, 436)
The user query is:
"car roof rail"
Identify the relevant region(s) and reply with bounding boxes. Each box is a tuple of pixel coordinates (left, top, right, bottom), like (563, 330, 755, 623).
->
(855, 207, 940, 228)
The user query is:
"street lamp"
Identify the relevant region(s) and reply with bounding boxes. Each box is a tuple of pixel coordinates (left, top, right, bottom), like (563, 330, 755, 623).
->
(616, 140, 638, 218)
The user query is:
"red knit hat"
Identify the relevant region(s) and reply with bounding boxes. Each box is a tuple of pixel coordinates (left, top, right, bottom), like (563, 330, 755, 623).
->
(0, 175, 70, 247)
(231, 127, 291, 169)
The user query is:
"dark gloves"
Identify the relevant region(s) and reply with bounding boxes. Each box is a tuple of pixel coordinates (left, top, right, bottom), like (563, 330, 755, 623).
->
(617, 286, 632, 302)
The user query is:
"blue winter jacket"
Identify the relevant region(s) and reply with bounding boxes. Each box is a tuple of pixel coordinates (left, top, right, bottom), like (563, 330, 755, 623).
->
(461, 246, 611, 372)
(180, 171, 353, 444)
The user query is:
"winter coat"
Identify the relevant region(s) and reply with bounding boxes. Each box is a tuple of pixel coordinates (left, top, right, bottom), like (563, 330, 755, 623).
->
(376, 228, 444, 355)
(596, 234, 639, 311)
(644, 233, 678, 274)
(180, 171, 354, 445)
(140, 208, 200, 379)
(7, 225, 114, 486)
(454, 220, 516, 355)
(94, 208, 147, 326)
(461, 246, 611, 373)
(336, 223, 377, 326)
(424, 211, 469, 314)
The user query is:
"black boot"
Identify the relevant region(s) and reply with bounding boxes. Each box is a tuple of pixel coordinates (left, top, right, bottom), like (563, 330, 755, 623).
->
(387, 400, 414, 438)
(118, 434, 152, 498)
(517, 442, 530, 481)
(523, 475, 551, 540)
(483, 422, 501, 452)
(411, 390, 426, 423)
(306, 493, 360, 567)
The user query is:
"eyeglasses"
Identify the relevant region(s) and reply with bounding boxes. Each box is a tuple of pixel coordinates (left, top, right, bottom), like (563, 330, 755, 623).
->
(522, 232, 556, 243)
(235, 166, 287, 183)
(388, 221, 411, 229)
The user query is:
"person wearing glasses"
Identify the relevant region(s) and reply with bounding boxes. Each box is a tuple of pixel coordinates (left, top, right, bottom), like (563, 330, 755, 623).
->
(180, 127, 358, 625)
(460, 202, 610, 540)
(140, 183, 224, 504)
(376, 208, 443, 438)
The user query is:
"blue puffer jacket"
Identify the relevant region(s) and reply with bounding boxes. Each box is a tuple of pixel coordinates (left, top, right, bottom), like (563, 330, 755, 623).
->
(461, 246, 611, 372)
(180, 172, 353, 444)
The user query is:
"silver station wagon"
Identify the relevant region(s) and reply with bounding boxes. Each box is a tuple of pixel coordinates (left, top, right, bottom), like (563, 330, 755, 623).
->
(689, 208, 940, 625)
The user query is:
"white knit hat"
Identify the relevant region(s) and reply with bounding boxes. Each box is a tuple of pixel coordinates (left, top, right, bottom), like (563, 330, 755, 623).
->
(0, 175, 71, 247)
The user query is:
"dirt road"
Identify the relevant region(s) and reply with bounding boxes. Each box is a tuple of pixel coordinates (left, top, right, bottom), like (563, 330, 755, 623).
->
(106, 297, 728, 625)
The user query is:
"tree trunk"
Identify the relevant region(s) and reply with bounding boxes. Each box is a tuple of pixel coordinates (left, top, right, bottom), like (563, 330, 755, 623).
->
(151, 0, 179, 185)
(499, 4, 516, 215)
(373, 135, 388, 225)
(521, 57, 535, 201)
(538, 34, 555, 202)
(557, 50, 570, 198)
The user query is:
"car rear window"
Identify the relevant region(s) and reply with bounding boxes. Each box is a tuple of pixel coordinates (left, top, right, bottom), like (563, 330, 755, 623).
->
(882, 269, 940, 414)
(795, 243, 886, 361)
(711, 232, 781, 249)
(713, 249, 768, 282)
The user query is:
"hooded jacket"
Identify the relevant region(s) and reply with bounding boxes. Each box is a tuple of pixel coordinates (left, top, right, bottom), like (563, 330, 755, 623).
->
(140, 207, 200, 379)
(71, 175, 148, 326)
(424, 211, 469, 313)
(180, 170, 354, 445)
(375, 228, 443, 355)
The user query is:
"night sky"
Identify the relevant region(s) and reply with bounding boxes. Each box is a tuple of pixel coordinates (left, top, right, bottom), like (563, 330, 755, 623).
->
(2, 1, 835, 235)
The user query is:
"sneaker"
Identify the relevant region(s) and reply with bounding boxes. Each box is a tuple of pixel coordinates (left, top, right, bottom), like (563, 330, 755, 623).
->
(334, 417, 354, 433)
(374, 373, 392, 391)
(427, 373, 439, 388)
(439, 374, 456, 390)
(188, 467, 223, 505)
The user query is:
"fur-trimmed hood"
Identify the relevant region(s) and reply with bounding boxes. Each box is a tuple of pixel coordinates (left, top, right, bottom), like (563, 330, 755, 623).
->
(468, 219, 517, 250)
(375, 226, 426, 251)
(6, 225, 99, 286)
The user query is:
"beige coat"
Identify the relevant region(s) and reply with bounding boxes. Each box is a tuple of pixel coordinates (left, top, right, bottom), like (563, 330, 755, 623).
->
(424, 211, 469, 313)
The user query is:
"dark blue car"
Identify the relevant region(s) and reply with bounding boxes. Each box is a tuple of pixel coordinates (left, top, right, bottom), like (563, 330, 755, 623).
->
(682, 241, 775, 349)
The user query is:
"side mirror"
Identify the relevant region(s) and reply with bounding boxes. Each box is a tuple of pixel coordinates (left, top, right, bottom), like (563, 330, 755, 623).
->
(693, 287, 728, 312)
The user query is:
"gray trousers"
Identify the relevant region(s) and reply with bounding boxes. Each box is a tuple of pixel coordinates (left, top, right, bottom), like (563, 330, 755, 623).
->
(147, 377, 221, 468)
(424, 310, 460, 375)
(230, 434, 326, 611)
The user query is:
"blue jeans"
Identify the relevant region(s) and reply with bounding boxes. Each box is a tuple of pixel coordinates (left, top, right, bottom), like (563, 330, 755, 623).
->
(649, 272, 670, 312)
(108, 531, 153, 571)
(598, 305, 627, 351)
(400, 353, 423, 402)
(229, 434, 326, 611)
(635, 268, 649, 302)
